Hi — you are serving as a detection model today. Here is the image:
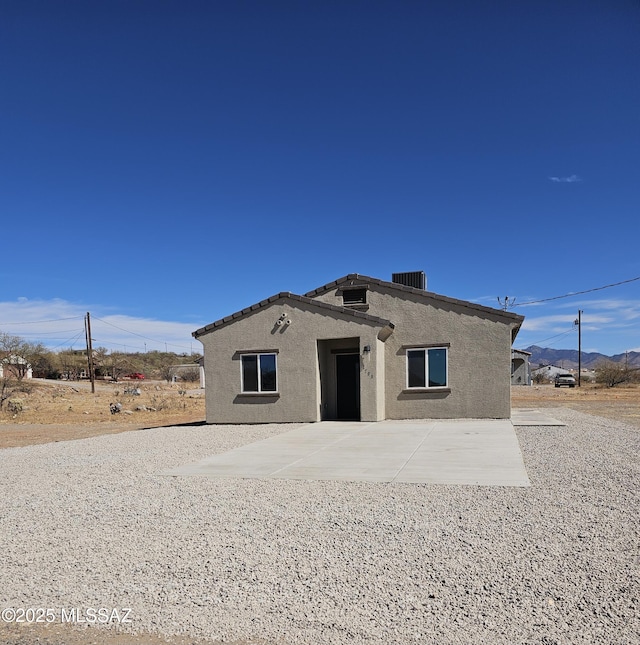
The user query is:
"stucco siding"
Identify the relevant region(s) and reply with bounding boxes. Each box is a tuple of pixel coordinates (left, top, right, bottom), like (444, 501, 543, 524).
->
(311, 283, 514, 418)
(198, 298, 387, 424)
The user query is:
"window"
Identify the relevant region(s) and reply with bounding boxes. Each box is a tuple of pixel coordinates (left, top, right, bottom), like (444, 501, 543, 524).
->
(342, 288, 367, 305)
(241, 353, 277, 392)
(406, 347, 448, 388)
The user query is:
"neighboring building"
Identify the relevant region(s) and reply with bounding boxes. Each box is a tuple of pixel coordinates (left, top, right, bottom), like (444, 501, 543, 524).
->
(168, 362, 203, 385)
(532, 364, 575, 382)
(194, 273, 524, 424)
(511, 349, 532, 385)
(196, 356, 205, 389)
(0, 355, 33, 379)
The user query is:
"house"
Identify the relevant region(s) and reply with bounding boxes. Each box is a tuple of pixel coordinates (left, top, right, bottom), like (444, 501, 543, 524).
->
(532, 364, 575, 383)
(193, 272, 524, 423)
(511, 349, 532, 385)
(0, 355, 33, 380)
(168, 362, 204, 385)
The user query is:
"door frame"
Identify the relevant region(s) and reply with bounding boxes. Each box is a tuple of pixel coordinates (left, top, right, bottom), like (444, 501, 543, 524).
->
(334, 352, 361, 420)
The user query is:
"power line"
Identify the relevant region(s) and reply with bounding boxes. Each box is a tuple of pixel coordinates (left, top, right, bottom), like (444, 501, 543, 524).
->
(13, 329, 84, 337)
(92, 316, 193, 351)
(92, 337, 147, 353)
(0, 316, 84, 325)
(48, 331, 87, 351)
(516, 325, 576, 350)
(516, 276, 640, 307)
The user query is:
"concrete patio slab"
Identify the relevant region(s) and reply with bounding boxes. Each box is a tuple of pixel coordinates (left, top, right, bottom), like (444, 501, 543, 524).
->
(511, 409, 566, 426)
(163, 419, 531, 486)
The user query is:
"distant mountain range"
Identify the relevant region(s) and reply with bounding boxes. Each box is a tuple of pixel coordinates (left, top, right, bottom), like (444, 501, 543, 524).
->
(522, 346, 640, 371)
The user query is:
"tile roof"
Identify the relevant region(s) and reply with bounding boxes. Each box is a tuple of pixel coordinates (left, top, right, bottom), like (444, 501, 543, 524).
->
(305, 273, 524, 326)
(193, 292, 394, 338)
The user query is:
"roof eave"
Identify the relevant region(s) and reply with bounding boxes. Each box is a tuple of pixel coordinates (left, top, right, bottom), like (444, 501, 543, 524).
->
(306, 273, 525, 324)
(193, 291, 394, 338)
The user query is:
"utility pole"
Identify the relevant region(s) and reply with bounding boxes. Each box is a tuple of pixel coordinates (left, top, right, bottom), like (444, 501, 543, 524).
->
(85, 312, 96, 394)
(574, 310, 582, 387)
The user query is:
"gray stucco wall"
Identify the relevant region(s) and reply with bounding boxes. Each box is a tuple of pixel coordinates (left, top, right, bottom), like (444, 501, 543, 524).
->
(197, 298, 387, 424)
(311, 283, 515, 419)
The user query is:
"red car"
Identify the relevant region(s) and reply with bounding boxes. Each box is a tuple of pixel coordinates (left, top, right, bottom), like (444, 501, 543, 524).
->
(125, 372, 145, 380)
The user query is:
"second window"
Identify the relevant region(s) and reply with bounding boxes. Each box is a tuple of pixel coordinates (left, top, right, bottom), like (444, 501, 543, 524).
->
(241, 353, 277, 392)
(407, 347, 448, 388)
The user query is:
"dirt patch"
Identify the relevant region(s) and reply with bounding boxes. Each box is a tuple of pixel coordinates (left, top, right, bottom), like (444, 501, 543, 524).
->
(511, 383, 640, 427)
(0, 622, 227, 645)
(0, 379, 205, 448)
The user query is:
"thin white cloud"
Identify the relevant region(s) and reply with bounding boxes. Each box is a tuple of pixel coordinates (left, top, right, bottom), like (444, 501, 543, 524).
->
(568, 298, 640, 320)
(0, 298, 203, 353)
(515, 296, 640, 354)
(548, 174, 582, 183)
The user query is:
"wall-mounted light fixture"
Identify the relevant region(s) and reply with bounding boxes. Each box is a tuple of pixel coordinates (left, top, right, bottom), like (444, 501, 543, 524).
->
(363, 344, 371, 353)
(276, 313, 292, 328)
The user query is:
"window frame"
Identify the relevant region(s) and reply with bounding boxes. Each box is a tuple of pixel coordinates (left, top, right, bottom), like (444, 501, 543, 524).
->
(405, 346, 449, 390)
(240, 352, 278, 393)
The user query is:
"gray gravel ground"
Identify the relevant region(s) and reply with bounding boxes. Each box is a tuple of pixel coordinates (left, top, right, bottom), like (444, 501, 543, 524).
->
(0, 408, 638, 645)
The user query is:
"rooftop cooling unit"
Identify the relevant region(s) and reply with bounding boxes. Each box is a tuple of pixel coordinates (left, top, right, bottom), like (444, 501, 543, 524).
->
(392, 271, 426, 290)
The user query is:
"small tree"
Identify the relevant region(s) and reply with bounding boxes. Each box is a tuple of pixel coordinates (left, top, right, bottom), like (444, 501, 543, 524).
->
(0, 377, 16, 409)
(595, 361, 640, 388)
(179, 367, 200, 383)
(57, 349, 92, 380)
(30, 347, 59, 379)
(532, 371, 548, 385)
(101, 351, 134, 382)
(158, 356, 177, 383)
(0, 333, 47, 380)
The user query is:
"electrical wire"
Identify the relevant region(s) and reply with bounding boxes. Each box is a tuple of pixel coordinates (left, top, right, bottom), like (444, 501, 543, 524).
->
(91, 337, 147, 353)
(91, 316, 193, 351)
(47, 331, 87, 351)
(0, 316, 84, 325)
(516, 326, 576, 350)
(516, 276, 640, 307)
(11, 329, 83, 337)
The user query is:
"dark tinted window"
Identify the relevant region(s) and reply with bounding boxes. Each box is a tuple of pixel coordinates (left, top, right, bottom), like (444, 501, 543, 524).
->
(241, 355, 258, 392)
(260, 354, 277, 391)
(407, 350, 426, 388)
(428, 348, 447, 387)
(343, 288, 367, 305)
(407, 347, 448, 388)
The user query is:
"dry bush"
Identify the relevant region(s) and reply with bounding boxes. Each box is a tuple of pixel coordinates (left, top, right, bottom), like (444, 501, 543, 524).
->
(595, 361, 640, 388)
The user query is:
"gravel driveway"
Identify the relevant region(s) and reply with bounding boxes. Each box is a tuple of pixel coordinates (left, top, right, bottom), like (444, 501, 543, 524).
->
(0, 409, 637, 645)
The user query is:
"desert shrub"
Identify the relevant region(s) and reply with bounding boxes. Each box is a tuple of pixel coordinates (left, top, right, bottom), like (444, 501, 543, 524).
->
(532, 371, 549, 385)
(150, 394, 172, 411)
(7, 399, 23, 414)
(179, 368, 200, 383)
(595, 361, 640, 388)
(0, 378, 18, 410)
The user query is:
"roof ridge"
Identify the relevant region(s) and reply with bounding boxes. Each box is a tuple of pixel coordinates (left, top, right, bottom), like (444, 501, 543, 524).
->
(193, 291, 393, 338)
(305, 273, 524, 323)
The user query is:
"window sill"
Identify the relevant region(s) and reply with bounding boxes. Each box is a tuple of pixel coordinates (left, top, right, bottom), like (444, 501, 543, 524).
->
(402, 387, 451, 394)
(237, 392, 280, 398)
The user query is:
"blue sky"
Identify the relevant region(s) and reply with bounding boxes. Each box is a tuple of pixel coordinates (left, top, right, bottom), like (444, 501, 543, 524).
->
(1, 0, 638, 356)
